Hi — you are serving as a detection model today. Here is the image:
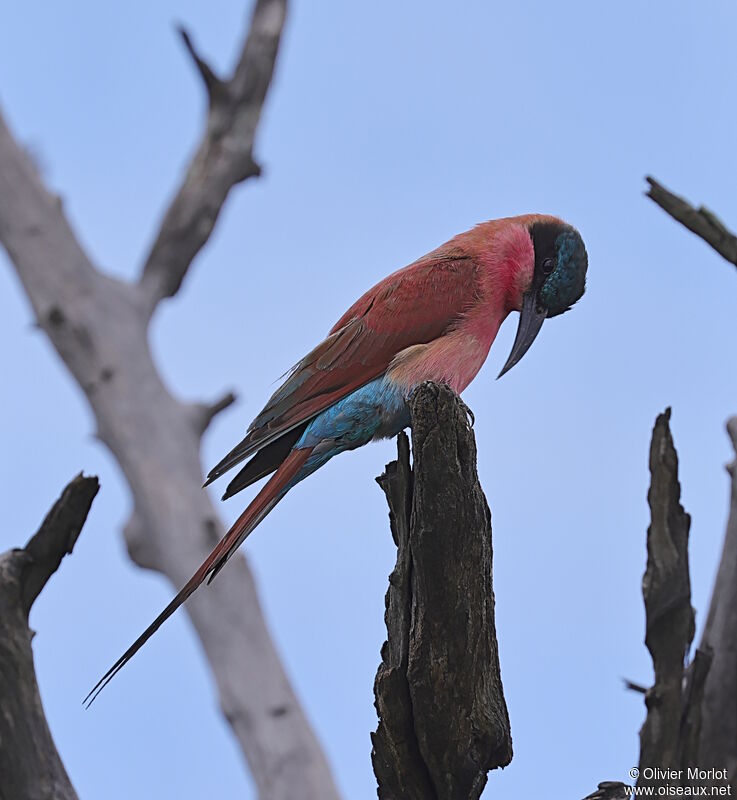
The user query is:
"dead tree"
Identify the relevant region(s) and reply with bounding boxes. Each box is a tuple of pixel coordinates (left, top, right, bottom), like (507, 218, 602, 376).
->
(645, 178, 737, 270)
(0, 474, 98, 800)
(586, 410, 717, 798)
(698, 416, 737, 783)
(646, 178, 737, 786)
(0, 3, 340, 798)
(636, 409, 714, 792)
(372, 383, 513, 800)
(586, 181, 737, 799)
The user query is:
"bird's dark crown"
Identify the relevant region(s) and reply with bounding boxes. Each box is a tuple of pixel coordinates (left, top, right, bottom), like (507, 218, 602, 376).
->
(530, 221, 587, 317)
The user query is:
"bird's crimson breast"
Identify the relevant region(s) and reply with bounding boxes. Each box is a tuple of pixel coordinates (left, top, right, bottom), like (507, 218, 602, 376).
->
(387, 321, 503, 394)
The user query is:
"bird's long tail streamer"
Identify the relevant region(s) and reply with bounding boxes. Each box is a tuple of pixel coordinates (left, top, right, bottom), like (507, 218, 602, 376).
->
(84, 447, 312, 707)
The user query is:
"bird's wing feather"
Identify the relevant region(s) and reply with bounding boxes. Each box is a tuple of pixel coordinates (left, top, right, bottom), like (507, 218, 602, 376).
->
(221, 422, 308, 500)
(205, 254, 478, 484)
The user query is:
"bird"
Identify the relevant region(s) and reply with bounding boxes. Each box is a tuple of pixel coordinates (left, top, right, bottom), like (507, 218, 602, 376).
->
(85, 214, 587, 705)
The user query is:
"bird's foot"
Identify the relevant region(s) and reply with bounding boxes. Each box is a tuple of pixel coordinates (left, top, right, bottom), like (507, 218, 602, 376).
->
(457, 397, 475, 427)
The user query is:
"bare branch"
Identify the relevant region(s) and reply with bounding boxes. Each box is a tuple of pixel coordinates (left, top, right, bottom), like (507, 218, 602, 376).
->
(645, 177, 737, 268)
(190, 390, 237, 436)
(138, 0, 287, 315)
(177, 26, 224, 98)
(0, 113, 106, 310)
(0, 474, 98, 800)
(373, 383, 512, 799)
(20, 473, 100, 613)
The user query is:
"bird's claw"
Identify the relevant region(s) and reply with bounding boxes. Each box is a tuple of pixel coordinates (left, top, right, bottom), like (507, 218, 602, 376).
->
(458, 398, 475, 427)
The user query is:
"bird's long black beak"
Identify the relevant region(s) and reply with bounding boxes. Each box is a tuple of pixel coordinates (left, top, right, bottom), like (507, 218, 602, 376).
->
(497, 291, 547, 379)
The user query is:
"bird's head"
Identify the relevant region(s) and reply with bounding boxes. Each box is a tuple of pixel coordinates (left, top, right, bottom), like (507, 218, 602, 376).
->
(498, 219, 587, 378)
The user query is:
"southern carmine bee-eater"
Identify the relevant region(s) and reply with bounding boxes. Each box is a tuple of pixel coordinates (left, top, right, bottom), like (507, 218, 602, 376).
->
(85, 214, 587, 705)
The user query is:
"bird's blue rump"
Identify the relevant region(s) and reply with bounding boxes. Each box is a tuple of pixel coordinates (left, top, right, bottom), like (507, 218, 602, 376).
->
(287, 377, 410, 489)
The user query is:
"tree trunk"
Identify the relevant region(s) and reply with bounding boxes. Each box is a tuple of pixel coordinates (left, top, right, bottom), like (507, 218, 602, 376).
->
(0, 3, 340, 797)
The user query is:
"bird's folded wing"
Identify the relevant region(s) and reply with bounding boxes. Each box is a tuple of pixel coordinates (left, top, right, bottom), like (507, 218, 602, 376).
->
(205, 253, 478, 483)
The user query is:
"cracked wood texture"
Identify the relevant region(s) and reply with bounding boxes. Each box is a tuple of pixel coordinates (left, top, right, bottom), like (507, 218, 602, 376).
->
(0, 474, 99, 800)
(373, 383, 512, 800)
(0, 3, 340, 798)
(635, 410, 726, 794)
(637, 409, 698, 790)
(583, 412, 712, 799)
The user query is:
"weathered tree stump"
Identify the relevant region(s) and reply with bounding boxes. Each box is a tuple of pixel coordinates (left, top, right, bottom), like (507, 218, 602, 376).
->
(372, 382, 512, 800)
(636, 409, 716, 792)
(0, 474, 99, 800)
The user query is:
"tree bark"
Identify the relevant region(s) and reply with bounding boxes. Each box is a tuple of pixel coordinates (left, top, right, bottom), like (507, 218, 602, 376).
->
(645, 178, 737, 788)
(585, 410, 714, 799)
(645, 177, 737, 270)
(636, 409, 707, 791)
(0, 3, 340, 798)
(372, 383, 513, 800)
(0, 474, 99, 800)
(698, 417, 737, 787)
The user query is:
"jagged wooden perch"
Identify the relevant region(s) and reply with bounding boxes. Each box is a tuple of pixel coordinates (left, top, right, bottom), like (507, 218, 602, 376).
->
(372, 382, 513, 800)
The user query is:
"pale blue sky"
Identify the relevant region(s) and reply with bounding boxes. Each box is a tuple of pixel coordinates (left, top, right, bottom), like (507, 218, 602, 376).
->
(2, 1, 736, 798)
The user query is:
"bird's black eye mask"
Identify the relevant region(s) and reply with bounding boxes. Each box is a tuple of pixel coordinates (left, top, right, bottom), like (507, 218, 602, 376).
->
(497, 220, 587, 378)
(531, 221, 588, 317)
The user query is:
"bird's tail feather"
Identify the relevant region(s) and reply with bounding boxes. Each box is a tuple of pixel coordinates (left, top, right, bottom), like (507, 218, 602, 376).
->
(84, 447, 312, 708)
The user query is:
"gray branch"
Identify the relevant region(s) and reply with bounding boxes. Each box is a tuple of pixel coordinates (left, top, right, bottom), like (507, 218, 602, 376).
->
(645, 177, 737, 269)
(0, 474, 99, 800)
(698, 416, 737, 788)
(189, 390, 238, 436)
(0, 3, 341, 797)
(372, 383, 512, 800)
(177, 26, 225, 98)
(138, 0, 287, 316)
